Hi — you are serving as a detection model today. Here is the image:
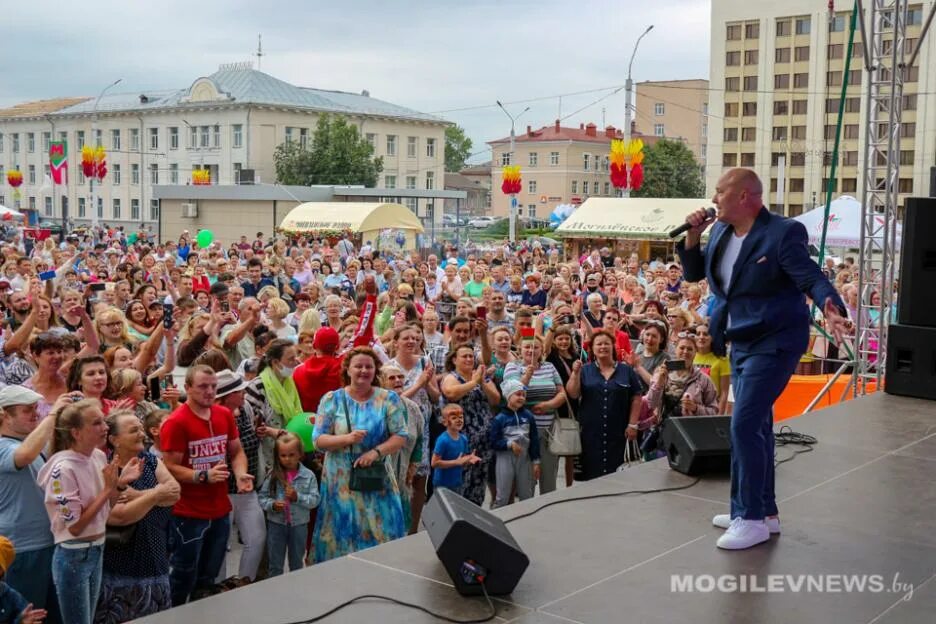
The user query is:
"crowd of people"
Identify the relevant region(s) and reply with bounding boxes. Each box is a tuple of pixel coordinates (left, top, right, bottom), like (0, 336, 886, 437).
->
(0, 223, 860, 623)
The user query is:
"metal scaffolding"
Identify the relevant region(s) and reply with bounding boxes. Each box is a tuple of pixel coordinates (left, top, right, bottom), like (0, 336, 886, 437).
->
(854, 0, 907, 394)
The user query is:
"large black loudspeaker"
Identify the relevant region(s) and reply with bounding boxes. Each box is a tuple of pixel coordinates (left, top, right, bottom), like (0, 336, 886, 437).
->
(897, 197, 936, 327)
(660, 416, 732, 475)
(929, 166, 936, 196)
(885, 323, 936, 400)
(422, 488, 529, 596)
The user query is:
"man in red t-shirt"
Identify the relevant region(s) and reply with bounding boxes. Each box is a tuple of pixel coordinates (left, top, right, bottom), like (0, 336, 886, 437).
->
(162, 365, 253, 605)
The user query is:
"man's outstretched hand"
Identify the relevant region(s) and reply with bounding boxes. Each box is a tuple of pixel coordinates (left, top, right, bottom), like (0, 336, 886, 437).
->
(823, 298, 851, 345)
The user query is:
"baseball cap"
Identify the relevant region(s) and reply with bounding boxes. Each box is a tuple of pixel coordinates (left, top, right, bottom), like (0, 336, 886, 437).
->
(313, 327, 340, 354)
(0, 385, 43, 408)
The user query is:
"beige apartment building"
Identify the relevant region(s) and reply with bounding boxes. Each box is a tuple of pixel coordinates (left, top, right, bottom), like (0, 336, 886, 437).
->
(708, 0, 936, 216)
(635, 79, 709, 166)
(487, 121, 658, 219)
(0, 63, 448, 230)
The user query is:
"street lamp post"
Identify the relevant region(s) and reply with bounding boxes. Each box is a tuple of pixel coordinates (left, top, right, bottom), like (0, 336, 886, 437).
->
(496, 100, 530, 243)
(90, 78, 122, 232)
(622, 25, 653, 198)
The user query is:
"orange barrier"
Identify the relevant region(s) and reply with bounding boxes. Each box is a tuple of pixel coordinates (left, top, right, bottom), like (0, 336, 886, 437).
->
(774, 374, 877, 421)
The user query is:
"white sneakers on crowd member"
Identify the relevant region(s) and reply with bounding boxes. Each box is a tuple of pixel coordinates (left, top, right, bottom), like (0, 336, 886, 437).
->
(713, 513, 781, 534)
(716, 518, 771, 550)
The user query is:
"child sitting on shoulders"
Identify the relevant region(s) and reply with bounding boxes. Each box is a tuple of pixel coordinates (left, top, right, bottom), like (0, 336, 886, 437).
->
(489, 379, 541, 508)
(258, 433, 321, 576)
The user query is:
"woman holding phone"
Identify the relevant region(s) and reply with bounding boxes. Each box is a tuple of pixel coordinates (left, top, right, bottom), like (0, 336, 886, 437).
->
(646, 333, 719, 423)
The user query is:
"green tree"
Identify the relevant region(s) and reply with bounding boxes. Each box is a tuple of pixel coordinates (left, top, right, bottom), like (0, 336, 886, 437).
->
(444, 124, 473, 172)
(273, 113, 383, 186)
(632, 138, 705, 199)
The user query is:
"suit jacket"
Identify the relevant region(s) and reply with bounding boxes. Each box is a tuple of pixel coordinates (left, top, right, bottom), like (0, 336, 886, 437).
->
(677, 207, 845, 357)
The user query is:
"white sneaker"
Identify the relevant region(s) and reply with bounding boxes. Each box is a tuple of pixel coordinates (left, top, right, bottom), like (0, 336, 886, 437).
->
(713, 514, 780, 534)
(716, 518, 771, 550)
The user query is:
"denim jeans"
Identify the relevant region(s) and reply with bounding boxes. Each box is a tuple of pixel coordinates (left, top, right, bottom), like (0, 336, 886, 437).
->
(4, 545, 61, 624)
(729, 348, 802, 520)
(168, 515, 230, 606)
(266, 522, 306, 576)
(51, 543, 104, 624)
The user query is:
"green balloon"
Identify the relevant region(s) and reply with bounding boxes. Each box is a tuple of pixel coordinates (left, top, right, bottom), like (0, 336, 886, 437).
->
(286, 412, 316, 452)
(196, 229, 214, 248)
(127, 233, 138, 244)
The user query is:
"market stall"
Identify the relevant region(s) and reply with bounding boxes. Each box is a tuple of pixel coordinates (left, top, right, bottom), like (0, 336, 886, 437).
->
(554, 197, 713, 260)
(278, 201, 425, 251)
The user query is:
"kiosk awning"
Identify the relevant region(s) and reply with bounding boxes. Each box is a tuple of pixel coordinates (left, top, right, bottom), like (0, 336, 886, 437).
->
(555, 197, 713, 240)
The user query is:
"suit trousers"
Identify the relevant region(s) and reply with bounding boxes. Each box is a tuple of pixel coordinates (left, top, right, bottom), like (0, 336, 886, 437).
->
(728, 348, 801, 520)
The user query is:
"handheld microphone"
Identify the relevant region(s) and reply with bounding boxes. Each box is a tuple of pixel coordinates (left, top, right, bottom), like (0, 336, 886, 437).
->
(669, 207, 716, 239)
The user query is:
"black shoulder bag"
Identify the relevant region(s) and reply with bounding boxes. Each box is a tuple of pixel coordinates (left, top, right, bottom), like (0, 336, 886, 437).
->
(344, 393, 388, 492)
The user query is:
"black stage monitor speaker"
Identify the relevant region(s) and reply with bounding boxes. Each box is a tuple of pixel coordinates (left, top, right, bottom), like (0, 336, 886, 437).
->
(885, 323, 936, 400)
(661, 416, 732, 476)
(897, 197, 936, 327)
(422, 488, 529, 596)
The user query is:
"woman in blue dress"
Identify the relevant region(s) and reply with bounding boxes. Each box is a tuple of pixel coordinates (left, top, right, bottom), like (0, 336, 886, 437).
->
(312, 347, 409, 563)
(566, 331, 644, 481)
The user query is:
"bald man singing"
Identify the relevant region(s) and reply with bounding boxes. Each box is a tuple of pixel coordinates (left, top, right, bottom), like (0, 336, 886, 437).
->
(677, 168, 849, 550)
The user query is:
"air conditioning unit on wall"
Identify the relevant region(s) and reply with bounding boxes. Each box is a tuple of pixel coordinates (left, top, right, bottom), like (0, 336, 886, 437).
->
(181, 202, 198, 218)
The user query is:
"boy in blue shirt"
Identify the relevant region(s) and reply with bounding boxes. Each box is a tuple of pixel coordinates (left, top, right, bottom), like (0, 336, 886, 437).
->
(0, 536, 46, 624)
(489, 379, 541, 508)
(431, 404, 480, 495)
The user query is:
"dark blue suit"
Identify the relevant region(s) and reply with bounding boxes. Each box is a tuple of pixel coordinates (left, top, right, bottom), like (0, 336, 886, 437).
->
(678, 207, 845, 520)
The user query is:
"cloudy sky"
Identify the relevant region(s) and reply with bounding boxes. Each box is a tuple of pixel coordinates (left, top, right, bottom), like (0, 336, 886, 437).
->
(0, 0, 710, 162)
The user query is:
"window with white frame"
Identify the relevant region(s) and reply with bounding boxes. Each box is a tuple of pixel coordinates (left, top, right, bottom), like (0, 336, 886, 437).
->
(170, 164, 179, 184)
(149, 128, 158, 150)
(95, 129, 102, 147)
(168, 127, 178, 150)
(285, 127, 294, 143)
(0, 132, 4, 153)
(233, 163, 241, 182)
(232, 124, 242, 148)
(386, 135, 397, 156)
(528, 180, 537, 194)
(200, 126, 209, 148)
(131, 164, 140, 185)
(150, 199, 159, 221)
(78, 169, 85, 185)
(76, 131, 84, 149)
(213, 125, 220, 148)
(111, 129, 121, 150)
(44, 164, 50, 178)
(426, 171, 435, 190)
(500, 152, 512, 166)
(113, 198, 121, 219)
(28, 166, 36, 185)
(42, 132, 50, 152)
(97, 197, 103, 219)
(27, 133, 35, 153)
(44, 197, 52, 216)
(129, 128, 139, 151)
(527, 204, 536, 217)
(407, 136, 417, 158)
(299, 128, 308, 150)
(593, 181, 600, 194)
(571, 180, 578, 193)
(365, 133, 376, 148)
(149, 164, 158, 184)
(654, 124, 665, 136)
(550, 151, 559, 166)
(426, 138, 436, 158)
(655, 103, 665, 115)
(78, 197, 86, 217)
(604, 182, 611, 195)
(404, 197, 417, 212)
(131, 199, 140, 220)
(583, 154, 591, 171)
(29, 197, 36, 211)
(189, 126, 197, 148)
(406, 176, 416, 190)
(113, 164, 121, 185)
(385, 175, 396, 189)
(529, 152, 538, 166)
(58, 131, 66, 143)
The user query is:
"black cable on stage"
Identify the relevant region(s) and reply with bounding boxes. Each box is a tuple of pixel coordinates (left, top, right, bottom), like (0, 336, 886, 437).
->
(504, 476, 703, 524)
(774, 425, 818, 466)
(283, 579, 496, 624)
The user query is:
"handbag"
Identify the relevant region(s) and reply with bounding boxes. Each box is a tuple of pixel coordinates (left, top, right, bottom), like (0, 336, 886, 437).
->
(548, 414, 582, 456)
(105, 523, 137, 547)
(343, 393, 388, 492)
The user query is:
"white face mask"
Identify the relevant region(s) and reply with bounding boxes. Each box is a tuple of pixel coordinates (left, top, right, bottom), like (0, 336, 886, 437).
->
(278, 365, 296, 378)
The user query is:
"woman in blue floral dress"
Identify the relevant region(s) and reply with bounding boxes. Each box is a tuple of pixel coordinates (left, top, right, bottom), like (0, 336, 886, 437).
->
(312, 347, 409, 563)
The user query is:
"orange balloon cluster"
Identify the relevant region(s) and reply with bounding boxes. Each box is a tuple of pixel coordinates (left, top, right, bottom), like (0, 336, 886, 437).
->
(192, 169, 211, 185)
(608, 138, 645, 191)
(81, 146, 107, 180)
(501, 165, 521, 194)
(6, 170, 23, 188)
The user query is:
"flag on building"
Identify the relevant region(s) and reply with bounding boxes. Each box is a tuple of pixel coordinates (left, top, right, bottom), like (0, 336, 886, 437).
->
(49, 141, 67, 184)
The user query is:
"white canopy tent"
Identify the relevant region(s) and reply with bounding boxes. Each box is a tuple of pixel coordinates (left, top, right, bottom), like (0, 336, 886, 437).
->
(793, 195, 902, 248)
(0, 205, 25, 220)
(279, 202, 424, 250)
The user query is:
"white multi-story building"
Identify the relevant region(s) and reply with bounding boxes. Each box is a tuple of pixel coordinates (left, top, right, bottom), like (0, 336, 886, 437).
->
(708, 0, 935, 215)
(0, 63, 448, 228)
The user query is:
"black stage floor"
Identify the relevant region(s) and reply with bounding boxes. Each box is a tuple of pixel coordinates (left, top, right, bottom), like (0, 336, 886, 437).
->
(137, 392, 936, 624)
